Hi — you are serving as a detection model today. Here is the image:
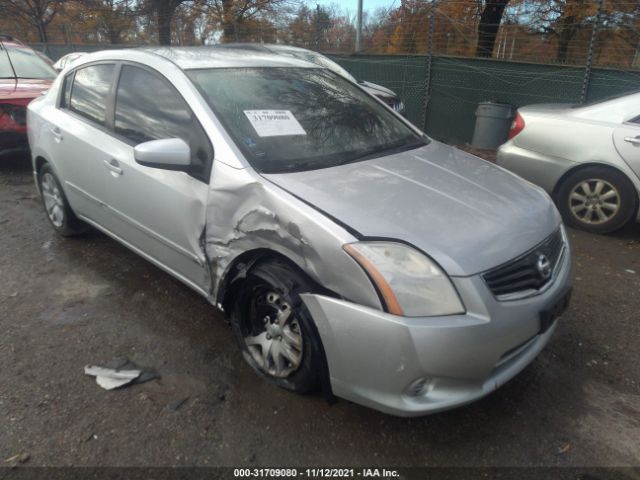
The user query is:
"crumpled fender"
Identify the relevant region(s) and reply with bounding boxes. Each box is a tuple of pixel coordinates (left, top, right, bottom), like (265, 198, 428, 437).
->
(203, 160, 381, 311)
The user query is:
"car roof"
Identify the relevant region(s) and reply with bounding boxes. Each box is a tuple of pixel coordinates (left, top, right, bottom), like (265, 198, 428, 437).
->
(72, 46, 320, 71)
(218, 43, 311, 54)
(60, 51, 87, 59)
(213, 43, 357, 82)
(572, 90, 640, 123)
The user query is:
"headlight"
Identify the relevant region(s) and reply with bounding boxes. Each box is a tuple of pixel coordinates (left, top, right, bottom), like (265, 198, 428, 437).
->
(344, 242, 465, 317)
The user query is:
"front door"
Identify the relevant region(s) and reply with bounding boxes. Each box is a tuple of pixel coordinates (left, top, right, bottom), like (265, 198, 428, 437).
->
(100, 64, 214, 292)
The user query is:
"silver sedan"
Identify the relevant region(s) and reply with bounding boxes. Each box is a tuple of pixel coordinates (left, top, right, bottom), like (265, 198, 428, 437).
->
(497, 92, 640, 233)
(28, 47, 572, 416)
(52, 52, 87, 72)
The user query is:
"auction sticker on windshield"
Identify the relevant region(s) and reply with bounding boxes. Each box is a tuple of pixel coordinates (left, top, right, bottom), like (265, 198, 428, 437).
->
(244, 110, 307, 137)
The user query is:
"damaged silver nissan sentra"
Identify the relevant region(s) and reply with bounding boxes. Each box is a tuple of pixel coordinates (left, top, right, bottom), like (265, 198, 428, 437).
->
(27, 47, 573, 416)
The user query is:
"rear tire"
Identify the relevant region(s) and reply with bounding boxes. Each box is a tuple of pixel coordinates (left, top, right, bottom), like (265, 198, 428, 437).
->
(229, 259, 323, 393)
(37, 163, 87, 236)
(556, 166, 637, 234)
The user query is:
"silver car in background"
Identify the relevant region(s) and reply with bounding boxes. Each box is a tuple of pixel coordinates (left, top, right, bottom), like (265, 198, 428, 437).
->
(498, 91, 640, 234)
(216, 43, 405, 114)
(52, 52, 87, 72)
(28, 47, 572, 416)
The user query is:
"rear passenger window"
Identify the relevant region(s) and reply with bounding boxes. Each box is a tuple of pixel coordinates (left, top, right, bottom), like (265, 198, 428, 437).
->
(69, 64, 114, 126)
(114, 65, 213, 181)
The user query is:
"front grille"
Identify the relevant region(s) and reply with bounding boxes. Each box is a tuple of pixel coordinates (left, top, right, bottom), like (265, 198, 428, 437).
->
(483, 229, 564, 298)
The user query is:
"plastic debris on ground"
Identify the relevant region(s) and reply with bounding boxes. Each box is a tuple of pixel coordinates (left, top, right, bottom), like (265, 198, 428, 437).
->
(84, 358, 159, 390)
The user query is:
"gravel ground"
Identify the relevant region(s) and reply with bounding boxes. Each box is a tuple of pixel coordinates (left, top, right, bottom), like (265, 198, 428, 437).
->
(1, 154, 639, 468)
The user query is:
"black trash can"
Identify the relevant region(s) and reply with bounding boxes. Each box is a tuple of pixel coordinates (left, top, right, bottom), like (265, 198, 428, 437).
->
(471, 101, 516, 150)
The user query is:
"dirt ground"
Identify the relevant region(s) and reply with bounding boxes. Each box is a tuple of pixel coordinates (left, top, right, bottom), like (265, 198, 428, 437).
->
(1, 153, 639, 469)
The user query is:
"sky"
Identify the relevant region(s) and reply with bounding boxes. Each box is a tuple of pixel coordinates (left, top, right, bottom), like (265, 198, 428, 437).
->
(310, 0, 398, 15)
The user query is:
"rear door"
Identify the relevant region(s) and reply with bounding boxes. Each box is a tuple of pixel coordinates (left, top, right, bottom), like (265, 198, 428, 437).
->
(47, 63, 117, 227)
(100, 64, 213, 292)
(613, 115, 640, 178)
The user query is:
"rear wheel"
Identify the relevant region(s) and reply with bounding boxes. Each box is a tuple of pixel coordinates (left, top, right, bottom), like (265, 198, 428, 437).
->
(230, 259, 323, 393)
(556, 166, 637, 234)
(37, 163, 87, 236)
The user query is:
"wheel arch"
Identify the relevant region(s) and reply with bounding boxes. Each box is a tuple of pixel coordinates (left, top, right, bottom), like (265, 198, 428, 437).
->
(216, 248, 336, 317)
(551, 161, 640, 209)
(218, 247, 337, 403)
(35, 155, 48, 174)
(552, 161, 640, 229)
(33, 156, 70, 200)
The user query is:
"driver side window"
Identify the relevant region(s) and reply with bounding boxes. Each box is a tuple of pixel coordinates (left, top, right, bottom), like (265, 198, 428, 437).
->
(114, 65, 213, 182)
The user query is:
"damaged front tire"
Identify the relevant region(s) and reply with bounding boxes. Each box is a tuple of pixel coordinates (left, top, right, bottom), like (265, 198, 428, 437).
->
(230, 259, 322, 393)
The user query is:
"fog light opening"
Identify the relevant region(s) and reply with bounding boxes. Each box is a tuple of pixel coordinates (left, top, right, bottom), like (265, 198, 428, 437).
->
(406, 377, 434, 397)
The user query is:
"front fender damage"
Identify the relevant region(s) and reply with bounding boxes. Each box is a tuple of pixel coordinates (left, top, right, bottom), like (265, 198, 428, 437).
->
(202, 161, 381, 313)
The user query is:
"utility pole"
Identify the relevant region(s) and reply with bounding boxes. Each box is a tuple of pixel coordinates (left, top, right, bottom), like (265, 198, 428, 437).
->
(581, 0, 604, 103)
(421, 0, 436, 132)
(315, 4, 321, 50)
(355, 0, 363, 52)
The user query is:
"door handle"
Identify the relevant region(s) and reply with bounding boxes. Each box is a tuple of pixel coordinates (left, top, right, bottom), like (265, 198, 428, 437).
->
(50, 127, 63, 142)
(103, 158, 123, 176)
(624, 136, 640, 146)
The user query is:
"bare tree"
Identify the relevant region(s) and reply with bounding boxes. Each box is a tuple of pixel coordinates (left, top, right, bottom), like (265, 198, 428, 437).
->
(205, 0, 297, 43)
(145, 0, 191, 45)
(528, 0, 598, 63)
(0, 0, 64, 42)
(475, 0, 511, 57)
(90, 0, 136, 44)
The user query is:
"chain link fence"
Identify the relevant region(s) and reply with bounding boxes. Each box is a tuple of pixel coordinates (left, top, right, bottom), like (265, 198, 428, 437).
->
(27, 45, 640, 145)
(12, 0, 640, 144)
(328, 53, 639, 144)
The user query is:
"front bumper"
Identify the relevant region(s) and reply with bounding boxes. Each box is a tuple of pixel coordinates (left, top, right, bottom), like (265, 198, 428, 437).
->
(301, 239, 572, 417)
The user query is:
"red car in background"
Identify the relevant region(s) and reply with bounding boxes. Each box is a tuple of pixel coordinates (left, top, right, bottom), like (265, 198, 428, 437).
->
(1, 34, 56, 157)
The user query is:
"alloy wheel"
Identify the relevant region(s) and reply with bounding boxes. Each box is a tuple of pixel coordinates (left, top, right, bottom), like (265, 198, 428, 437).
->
(41, 172, 65, 228)
(568, 178, 620, 225)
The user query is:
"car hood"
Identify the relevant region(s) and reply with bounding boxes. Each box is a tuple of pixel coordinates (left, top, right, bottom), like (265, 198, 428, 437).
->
(263, 141, 560, 276)
(0, 78, 53, 101)
(359, 80, 397, 99)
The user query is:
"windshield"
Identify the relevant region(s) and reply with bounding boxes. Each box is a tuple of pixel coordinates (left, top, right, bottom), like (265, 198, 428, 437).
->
(187, 67, 425, 173)
(0, 44, 56, 79)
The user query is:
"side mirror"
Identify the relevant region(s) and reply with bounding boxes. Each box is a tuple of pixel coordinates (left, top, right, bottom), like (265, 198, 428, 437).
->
(134, 138, 191, 168)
